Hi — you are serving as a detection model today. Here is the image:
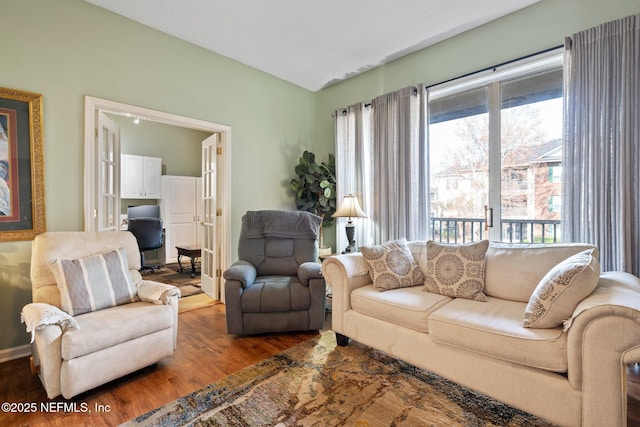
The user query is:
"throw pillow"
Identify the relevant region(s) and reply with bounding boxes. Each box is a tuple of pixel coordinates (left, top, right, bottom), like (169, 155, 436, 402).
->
(360, 238, 424, 291)
(49, 247, 138, 316)
(523, 249, 600, 328)
(423, 240, 489, 302)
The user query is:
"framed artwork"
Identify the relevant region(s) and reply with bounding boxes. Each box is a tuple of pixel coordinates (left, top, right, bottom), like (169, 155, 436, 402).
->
(0, 87, 45, 241)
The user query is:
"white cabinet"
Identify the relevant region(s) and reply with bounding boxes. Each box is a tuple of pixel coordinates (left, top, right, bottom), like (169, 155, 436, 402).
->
(160, 175, 203, 263)
(121, 154, 162, 199)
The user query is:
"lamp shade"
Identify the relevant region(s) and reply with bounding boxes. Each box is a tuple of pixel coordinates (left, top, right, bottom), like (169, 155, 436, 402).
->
(332, 194, 367, 219)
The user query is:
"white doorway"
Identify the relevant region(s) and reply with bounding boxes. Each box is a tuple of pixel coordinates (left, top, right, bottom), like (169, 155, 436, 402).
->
(83, 96, 231, 300)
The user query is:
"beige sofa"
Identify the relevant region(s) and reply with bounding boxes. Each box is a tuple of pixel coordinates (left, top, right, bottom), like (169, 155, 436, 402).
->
(322, 242, 640, 427)
(24, 231, 180, 399)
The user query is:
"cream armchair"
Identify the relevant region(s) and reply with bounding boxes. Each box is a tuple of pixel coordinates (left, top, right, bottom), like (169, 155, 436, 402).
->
(23, 231, 180, 399)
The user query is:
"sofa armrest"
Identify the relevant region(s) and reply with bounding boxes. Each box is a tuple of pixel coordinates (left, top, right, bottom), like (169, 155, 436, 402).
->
(298, 262, 323, 286)
(31, 324, 64, 399)
(566, 271, 640, 329)
(136, 280, 181, 348)
(223, 261, 257, 288)
(565, 271, 640, 425)
(223, 261, 258, 334)
(321, 253, 374, 334)
(136, 280, 181, 305)
(21, 302, 79, 343)
(21, 303, 71, 399)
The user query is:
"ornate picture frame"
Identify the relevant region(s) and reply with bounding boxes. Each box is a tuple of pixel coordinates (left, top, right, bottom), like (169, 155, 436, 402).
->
(0, 87, 45, 241)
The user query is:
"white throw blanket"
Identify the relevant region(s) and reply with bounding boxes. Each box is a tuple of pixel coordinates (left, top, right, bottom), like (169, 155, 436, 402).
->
(21, 302, 79, 343)
(136, 281, 181, 305)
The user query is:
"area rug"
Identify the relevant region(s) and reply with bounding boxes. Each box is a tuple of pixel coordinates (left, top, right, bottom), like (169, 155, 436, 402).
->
(141, 263, 203, 298)
(122, 332, 554, 427)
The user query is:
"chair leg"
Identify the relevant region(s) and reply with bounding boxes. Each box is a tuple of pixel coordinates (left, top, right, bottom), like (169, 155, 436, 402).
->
(139, 251, 156, 272)
(30, 356, 40, 375)
(336, 332, 350, 347)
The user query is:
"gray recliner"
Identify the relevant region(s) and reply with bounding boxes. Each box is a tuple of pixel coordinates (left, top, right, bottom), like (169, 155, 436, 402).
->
(224, 210, 326, 335)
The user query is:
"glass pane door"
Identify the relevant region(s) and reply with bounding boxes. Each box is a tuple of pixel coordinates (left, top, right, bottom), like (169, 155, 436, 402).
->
(200, 133, 218, 299)
(429, 67, 563, 244)
(500, 69, 563, 243)
(96, 111, 120, 231)
(429, 87, 490, 243)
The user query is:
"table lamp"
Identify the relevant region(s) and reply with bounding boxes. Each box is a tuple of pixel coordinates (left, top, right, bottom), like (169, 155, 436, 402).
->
(332, 194, 367, 253)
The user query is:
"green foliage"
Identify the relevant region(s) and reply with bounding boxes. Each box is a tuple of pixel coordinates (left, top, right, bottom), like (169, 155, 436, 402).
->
(290, 150, 336, 225)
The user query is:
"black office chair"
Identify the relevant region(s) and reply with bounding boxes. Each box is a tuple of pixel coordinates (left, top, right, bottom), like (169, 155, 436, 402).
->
(128, 217, 164, 272)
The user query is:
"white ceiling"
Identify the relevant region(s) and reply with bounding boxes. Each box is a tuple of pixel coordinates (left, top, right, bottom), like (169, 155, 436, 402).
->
(85, 0, 540, 91)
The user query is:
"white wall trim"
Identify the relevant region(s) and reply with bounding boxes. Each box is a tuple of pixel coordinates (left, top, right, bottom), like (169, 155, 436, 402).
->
(0, 344, 31, 363)
(83, 96, 233, 298)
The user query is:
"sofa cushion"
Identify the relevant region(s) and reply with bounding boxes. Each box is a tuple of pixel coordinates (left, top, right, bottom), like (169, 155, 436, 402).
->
(361, 239, 424, 291)
(49, 247, 138, 316)
(407, 240, 429, 275)
(61, 301, 174, 360)
(428, 297, 568, 372)
(423, 240, 489, 302)
(351, 285, 452, 333)
(523, 249, 600, 328)
(484, 243, 599, 302)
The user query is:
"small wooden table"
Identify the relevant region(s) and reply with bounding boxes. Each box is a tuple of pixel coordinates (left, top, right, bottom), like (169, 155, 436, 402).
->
(176, 245, 201, 278)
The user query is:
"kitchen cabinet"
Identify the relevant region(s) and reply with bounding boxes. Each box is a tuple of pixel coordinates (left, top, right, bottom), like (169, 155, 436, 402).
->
(121, 154, 162, 199)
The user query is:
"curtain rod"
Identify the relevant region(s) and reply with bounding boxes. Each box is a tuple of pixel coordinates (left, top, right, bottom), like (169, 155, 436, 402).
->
(334, 87, 417, 115)
(333, 45, 563, 116)
(424, 45, 563, 91)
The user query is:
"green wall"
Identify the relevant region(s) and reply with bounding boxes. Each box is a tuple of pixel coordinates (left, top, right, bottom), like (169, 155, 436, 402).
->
(313, 0, 640, 256)
(111, 115, 210, 178)
(112, 115, 210, 218)
(314, 0, 640, 170)
(1, 0, 639, 352)
(0, 0, 314, 351)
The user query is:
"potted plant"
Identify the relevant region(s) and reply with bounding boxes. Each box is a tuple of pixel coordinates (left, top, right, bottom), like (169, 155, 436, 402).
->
(290, 150, 336, 255)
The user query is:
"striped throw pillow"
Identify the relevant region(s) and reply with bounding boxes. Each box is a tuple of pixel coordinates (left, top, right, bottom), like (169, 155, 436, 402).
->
(49, 247, 138, 316)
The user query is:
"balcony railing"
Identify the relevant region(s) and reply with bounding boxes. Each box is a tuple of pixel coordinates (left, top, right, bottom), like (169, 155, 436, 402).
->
(430, 217, 561, 244)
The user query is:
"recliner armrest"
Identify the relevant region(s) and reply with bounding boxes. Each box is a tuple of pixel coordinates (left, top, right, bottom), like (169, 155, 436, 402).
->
(298, 262, 323, 286)
(223, 261, 257, 288)
(21, 302, 79, 343)
(137, 280, 181, 304)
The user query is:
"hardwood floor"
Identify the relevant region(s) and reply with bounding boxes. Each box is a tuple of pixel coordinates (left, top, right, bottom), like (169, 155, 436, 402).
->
(0, 302, 318, 427)
(2, 302, 640, 426)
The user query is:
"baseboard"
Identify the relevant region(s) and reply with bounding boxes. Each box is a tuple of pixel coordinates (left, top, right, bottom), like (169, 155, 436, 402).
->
(0, 344, 31, 363)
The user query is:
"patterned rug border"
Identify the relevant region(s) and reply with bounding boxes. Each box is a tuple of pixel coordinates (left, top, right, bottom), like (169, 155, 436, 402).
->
(122, 332, 554, 427)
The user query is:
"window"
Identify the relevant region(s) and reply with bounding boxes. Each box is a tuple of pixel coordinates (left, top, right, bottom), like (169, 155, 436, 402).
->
(549, 195, 561, 213)
(428, 49, 563, 243)
(334, 49, 564, 246)
(549, 166, 562, 183)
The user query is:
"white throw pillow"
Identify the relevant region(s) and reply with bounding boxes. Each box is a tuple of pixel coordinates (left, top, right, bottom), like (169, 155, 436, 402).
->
(361, 238, 424, 291)
(523, 249, 600, 328)
(49, 247, 138, 316)
(423, 240, 489, 302)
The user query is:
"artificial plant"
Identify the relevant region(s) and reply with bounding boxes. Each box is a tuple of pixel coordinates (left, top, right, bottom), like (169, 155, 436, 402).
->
(290, 150, 336, 247)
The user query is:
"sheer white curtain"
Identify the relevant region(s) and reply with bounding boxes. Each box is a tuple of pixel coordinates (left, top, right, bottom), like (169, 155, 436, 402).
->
(371, 86, 429, 243)
(334, 103, 373, 251)
(563, 14, 640, 274)
(334, 86, 429, 248)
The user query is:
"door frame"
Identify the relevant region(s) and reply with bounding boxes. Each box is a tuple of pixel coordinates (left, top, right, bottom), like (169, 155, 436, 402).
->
(83, 96, 232, 295)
